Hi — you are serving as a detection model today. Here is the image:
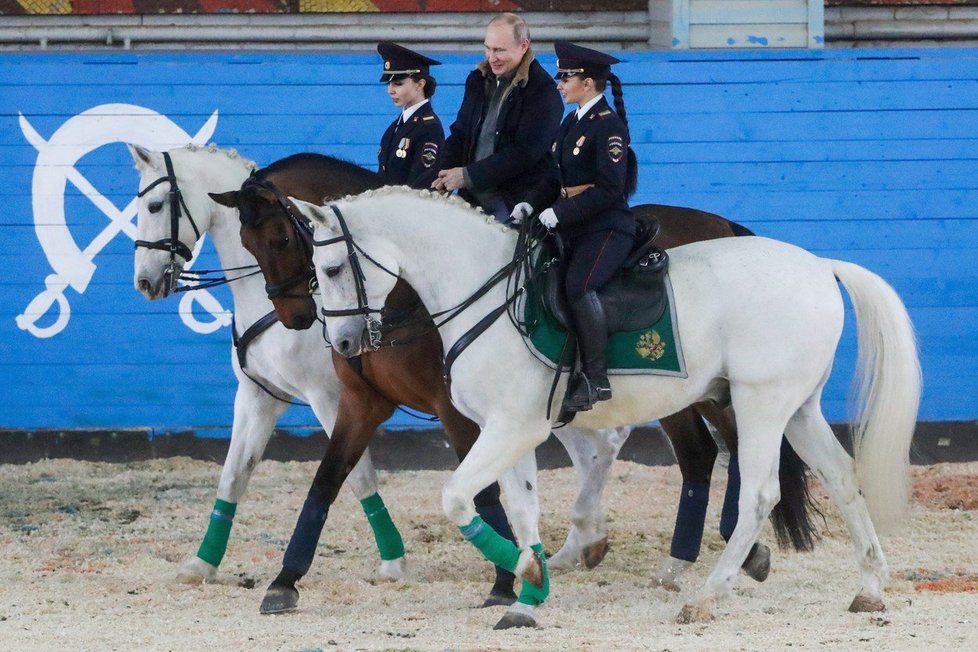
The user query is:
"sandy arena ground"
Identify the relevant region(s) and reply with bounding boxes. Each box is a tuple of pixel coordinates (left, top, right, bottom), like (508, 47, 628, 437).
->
(0, 457, 976, 651)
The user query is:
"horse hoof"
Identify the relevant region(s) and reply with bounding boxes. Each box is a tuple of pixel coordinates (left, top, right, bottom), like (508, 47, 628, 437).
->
(493, 603, 538, 630)
(260, 585, 299, 615)
(481, 588, 518, 608)
(676, 601, 716, 625)
(581, 537, 610, 569)
(653, 556, 691, 592)
(516, 550, 544, 589)
(175, 557, 215, 585)
(175, 571, 204, 586)
(848, 593, 886, 613)
(742, 543, 771, 582)
(546, 550, 576, 572)
(378, 557, 407, 582)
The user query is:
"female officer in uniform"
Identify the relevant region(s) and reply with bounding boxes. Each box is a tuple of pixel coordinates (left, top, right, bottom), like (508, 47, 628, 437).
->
(377, 42, 445, 190)
(512, 41, 637, 413)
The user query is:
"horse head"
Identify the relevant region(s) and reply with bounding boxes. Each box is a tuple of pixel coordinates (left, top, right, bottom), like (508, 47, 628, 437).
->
(129, 144, 249, 300)
(294, 197, 400, 358)
(212, 180, 320, 331)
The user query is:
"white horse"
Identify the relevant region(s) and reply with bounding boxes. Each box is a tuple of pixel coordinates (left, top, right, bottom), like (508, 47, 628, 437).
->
(129, 144, 407, 584)
(127, 144, 642, 595)
(298, 187, 921, 627)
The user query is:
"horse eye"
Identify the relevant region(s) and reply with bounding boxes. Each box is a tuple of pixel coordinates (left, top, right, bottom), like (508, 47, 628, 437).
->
(324, 265, 342, 278)
(148, 201, 163, 213)
(272, 236, 290, 250)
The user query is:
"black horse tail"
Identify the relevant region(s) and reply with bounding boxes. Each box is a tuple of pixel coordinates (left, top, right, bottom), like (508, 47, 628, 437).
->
(727, 219, 755, 237)
(769, 437, 822, 552)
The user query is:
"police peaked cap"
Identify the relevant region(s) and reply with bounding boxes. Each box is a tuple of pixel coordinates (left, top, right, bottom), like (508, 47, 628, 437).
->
(377, 42, 441, 82)
(553, 40, 621, 80)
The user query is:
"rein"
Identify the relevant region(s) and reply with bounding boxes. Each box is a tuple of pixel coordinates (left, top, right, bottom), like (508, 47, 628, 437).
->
(135, 151, 260, 293)
(312, 204, 546, 389)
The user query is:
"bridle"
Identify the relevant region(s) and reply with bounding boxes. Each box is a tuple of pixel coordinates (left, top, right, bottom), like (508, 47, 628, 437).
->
(311, 203, 536, 366)
(134, 151, 202, 292)
(312, 204, 397, 351)
(135, 151, 261, 293)
(239, 177, 320, 302)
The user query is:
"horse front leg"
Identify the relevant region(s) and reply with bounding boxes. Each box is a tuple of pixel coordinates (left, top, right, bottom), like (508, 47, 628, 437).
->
(653, 407, 718, 591)
(549, 425, 631, 571)
(441, 416, 552, 629)
(437, 398, 518, 607)
(178, 380, 287, 584)
(307, 398, 406, 583)
(260, 385, 394, 614)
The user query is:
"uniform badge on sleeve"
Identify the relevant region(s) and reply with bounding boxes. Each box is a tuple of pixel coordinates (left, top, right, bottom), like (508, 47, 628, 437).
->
(608, 135, 624, 163)
(421, 142, 439, 168)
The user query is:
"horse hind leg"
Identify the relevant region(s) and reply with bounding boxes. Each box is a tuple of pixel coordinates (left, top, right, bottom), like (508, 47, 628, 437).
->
(679, 390, 791, 624)
(548, 425, 630, 571)
(784, 399, 888, 613)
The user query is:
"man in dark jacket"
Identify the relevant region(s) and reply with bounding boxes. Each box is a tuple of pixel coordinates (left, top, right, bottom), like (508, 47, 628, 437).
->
(432, 13, 563, 222)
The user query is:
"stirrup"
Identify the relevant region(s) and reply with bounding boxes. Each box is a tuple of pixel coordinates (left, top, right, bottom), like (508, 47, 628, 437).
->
(562, 374, 611, 413)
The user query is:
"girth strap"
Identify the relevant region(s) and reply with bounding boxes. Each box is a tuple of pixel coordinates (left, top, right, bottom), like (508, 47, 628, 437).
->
(232, 311, 280, 371)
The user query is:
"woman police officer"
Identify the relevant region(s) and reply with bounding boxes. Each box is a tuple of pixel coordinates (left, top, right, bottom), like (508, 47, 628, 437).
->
(512, 41, 638, 413)
(377, 42, 445, 189)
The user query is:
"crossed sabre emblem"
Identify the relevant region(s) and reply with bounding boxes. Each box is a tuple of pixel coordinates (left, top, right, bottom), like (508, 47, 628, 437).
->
(16, 104, 229, 338)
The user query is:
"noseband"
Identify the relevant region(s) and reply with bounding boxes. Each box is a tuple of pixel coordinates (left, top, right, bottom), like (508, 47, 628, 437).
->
(240, 177, 320, 302)
(135, 151, 201, 280)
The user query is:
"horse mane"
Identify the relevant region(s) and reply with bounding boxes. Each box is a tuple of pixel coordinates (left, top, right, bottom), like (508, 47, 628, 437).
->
(338, 186, 514, 235)
(181, 142, 258, 172)
(253, 152, 379, 187)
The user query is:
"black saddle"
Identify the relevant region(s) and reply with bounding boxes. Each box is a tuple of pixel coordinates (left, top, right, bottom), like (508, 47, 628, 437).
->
(541, 214, 670, 334)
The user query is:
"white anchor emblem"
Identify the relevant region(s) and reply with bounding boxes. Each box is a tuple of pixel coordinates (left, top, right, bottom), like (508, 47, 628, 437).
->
(16, 103, 228, 338)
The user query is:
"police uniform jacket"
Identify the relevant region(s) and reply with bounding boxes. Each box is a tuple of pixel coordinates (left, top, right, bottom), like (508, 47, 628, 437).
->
(378, 102, 445, 189)
(528, 96, 635, 240)
(441, 48, 563, 208)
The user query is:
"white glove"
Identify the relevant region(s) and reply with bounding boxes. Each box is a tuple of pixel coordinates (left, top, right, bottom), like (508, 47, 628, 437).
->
(510, 202, 533, 224)
(538, 207, 559, 229)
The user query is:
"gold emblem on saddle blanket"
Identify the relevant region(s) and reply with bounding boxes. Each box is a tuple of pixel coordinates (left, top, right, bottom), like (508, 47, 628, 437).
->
(636, 330, 666, 360)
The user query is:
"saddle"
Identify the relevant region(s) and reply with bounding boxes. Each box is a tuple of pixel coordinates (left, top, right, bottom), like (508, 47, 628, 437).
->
(541, 214, 670, 334)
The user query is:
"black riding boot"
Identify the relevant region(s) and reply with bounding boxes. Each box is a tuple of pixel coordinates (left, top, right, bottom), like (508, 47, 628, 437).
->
(563, 291, 612, 413)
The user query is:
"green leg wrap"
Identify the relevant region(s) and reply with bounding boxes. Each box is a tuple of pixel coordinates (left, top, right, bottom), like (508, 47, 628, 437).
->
(196, 499, 237, 567)
(517, 543, 550, 606)
(360, 493, 405, 561)
(459, 515, 520, 572)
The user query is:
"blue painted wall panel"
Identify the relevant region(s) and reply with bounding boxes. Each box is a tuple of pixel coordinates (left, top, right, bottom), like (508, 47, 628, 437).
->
(1, 48, 974, 434)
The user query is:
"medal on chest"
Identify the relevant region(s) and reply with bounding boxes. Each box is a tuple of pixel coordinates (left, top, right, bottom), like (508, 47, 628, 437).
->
(572, 135, 586, 156)
(396, 137, 410, 158)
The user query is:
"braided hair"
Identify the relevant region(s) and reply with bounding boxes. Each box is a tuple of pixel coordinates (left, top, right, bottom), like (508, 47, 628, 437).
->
(601, 72, 637, 198)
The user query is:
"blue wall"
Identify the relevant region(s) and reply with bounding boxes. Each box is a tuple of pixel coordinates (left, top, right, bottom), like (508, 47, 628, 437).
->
(1, 48, 975, 434)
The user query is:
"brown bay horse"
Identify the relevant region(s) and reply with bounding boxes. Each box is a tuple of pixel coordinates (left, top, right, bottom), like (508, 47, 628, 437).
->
(210, 153, 816, 614)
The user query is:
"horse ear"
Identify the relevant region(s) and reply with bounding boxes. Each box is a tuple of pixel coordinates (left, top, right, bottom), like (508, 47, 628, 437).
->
(290, 197, 327, 224)
(208, 191, 238, 208)
(126, 143, 158, 169)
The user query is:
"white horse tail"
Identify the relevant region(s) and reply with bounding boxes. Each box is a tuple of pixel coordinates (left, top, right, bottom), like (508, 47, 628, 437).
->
(830, 259, 922, 533)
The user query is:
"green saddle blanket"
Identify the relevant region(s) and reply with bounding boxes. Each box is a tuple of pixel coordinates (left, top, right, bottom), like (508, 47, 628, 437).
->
(523, 272, 687, 377)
